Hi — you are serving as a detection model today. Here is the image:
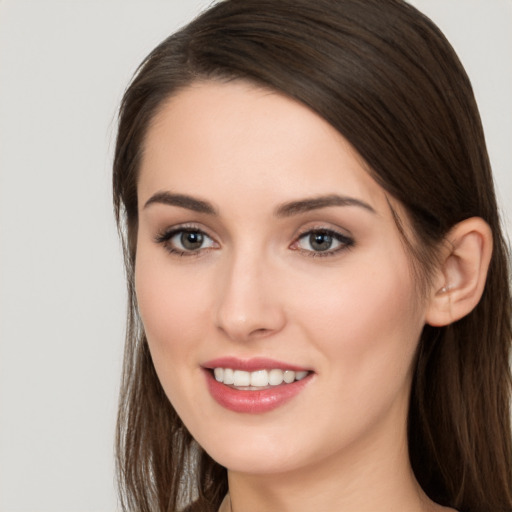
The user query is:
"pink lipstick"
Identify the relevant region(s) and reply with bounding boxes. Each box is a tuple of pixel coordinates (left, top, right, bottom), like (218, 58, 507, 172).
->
(202, 357, 313, 414)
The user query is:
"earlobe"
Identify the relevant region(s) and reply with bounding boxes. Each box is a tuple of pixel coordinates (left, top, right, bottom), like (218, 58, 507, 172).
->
(425, 217, 493, 327)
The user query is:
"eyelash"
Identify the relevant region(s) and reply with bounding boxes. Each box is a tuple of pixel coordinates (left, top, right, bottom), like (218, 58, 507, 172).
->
(154, 224, 217, 257)
(154, 225, 354, 258)
(292, 228, 354, 257)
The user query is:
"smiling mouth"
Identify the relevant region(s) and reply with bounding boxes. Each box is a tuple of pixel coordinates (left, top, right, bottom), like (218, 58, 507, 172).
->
(204, 362, 313, 413)
(211, 368, 310, 389)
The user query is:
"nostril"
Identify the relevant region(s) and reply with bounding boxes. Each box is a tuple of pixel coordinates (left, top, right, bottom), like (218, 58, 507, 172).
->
(253, 328, 269, 335)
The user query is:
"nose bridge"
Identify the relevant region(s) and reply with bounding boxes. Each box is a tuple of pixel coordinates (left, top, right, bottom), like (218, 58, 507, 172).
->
(215, 243, 285, 341)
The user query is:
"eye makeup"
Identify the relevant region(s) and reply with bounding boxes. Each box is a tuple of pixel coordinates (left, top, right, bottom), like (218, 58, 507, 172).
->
(154, 222, 355, 259)
(291, 228, 354, 258)
(154, 223, 218, 257)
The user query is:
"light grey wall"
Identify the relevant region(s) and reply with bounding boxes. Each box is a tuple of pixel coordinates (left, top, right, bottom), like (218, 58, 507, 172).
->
(408, 0, 512, 235)
(0, 1, 510, 511)
(0, 2, 213, 511)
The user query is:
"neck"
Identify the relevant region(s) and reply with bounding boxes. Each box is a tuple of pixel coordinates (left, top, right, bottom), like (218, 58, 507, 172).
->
(226, 403, 439, 512)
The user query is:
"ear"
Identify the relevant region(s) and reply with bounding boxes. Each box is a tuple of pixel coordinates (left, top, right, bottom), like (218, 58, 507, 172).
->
(425, 217, 493, 327)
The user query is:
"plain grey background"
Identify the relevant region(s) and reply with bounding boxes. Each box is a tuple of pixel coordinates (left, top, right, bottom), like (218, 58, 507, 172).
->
(0, 1, 510, 511)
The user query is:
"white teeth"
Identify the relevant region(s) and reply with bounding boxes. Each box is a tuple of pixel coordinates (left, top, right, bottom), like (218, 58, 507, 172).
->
(283, 370, 295, 383)
(213, 368, 309, 387)
(268, 369, 284, 385)
(250, 370, 269, 387)
(233, 370, 251, 387)
(223, 368, 235, 385)
(214, 368, 224, 382)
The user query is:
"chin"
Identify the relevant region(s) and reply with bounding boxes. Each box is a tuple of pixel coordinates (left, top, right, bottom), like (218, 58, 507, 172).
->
(209, 449, 297, 475)
(195, 426, 312, 475)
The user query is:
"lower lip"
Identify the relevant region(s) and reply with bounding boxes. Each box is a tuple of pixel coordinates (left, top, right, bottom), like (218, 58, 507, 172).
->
(204, 369, 312, 414)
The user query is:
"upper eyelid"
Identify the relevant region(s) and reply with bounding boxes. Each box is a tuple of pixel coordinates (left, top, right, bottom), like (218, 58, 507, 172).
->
(294, 222, 353, 239)
(297, 228, 351, 240)
(155, 225, 218, 257)
(293, 227, 354, 246)
(155, 223, 215, 240)
(291, 228, 355, 258)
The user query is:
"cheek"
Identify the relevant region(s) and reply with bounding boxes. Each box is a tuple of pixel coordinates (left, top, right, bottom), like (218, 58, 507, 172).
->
(298, 253, 423, 397)
(134, 248, 210, 371)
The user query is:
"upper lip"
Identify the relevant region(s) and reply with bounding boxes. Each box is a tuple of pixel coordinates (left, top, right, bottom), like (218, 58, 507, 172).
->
(202, 357, 311, 372)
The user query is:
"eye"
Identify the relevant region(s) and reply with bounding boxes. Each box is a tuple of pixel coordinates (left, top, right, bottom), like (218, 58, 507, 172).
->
(293, 229, 354, 256)
(155, 227, 217, 256)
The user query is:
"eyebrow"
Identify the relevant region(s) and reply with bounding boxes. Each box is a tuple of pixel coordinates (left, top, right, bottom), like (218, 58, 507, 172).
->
(143, 191, 376, 216)
(275, 194, 376, 217)
(144, 191, 218, 215)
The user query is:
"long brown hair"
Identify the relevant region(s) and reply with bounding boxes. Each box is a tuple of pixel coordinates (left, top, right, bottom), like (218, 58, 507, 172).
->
(113, 1, 512, 510)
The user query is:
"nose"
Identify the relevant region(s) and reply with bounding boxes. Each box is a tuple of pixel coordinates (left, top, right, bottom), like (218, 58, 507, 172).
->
(214, 250, 286, 343)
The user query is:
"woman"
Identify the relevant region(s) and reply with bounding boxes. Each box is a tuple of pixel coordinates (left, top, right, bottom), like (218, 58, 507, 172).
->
(113, 0, 512, 511)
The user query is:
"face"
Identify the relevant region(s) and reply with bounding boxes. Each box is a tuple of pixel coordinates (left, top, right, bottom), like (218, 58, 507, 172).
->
(135, 80, 430, 476)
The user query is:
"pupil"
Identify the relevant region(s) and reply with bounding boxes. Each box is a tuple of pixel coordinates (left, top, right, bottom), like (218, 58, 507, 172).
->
(310, 232, 332, 251)
(181, 231, 203, 250)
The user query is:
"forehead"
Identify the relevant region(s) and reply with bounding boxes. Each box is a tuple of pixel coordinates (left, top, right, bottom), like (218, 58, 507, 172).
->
(138, 80, 387, 212)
